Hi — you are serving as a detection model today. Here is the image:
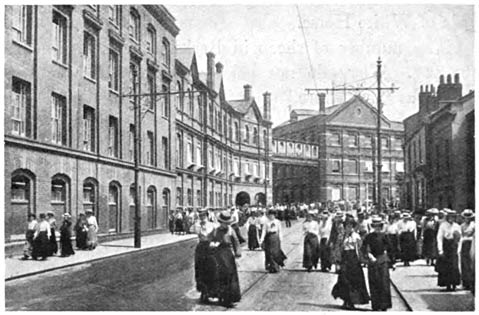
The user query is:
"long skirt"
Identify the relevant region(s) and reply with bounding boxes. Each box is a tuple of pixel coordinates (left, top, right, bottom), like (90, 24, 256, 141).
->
(319, 238, 332, 270)
(75, 228, 88, 249)
(461, 240, 474, 289)
(175, 218, 184, 233)
(264, 232, 287, 273)
(303, 233, 320, 270)
(332, 250, 370, 305)
(48, 228, 58, 256)
(399, 231, 416, 262)
(211, 245, 241, 305)
(423, 228, 437, 259)
(195, 241, 218, 297)
(87, 226, 98, 249)
(23, 230, 35, 257)
(437, 238, 460, 287)
(368, 254, 392, 310)
(247, 224, 260, 250)
(32, 231, 50, 259)
(387, 234, 399, 265)
(60, 229, 75, 256)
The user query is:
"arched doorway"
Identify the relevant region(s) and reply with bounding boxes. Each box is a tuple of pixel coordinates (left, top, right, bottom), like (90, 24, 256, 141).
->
(108, 181, 121, 233)
(254, 192, 266, 206)
(146, 186, 157, 230)
(235, 191, 250, 207)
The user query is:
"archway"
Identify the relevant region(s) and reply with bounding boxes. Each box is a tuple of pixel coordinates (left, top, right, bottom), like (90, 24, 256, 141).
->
(254, 192, 266, 206)
(235, 191, 250, 207)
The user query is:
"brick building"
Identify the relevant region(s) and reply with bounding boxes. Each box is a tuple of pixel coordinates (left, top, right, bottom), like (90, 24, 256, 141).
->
(403, 74, 474, 212)
(272, 94, 404, 207)
(4, 5, 273, 242)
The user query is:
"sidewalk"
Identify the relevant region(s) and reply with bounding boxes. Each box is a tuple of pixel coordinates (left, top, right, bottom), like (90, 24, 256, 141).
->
(5, 232, 197, 281)
(390, 259, 475, 311)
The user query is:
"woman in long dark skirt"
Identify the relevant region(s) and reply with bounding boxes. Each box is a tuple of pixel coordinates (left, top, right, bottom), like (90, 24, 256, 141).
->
(74, 213, 88, 249)
(59, 213, 75, 257)
(332, 218, 370, 310)
(436, 209, 461, 291)
(398, 212, 417, 266)
(302, 212, 320, 271)
(190, 208, 217, 303)
(364, 216, 392, 311)
(319, 210, 332, 272)
(246, 213, 260, 250)
(175, 209, 184, 234)
(422, 209, 439, 266)
(32, 213, 51, 260)
(260, 209, 287, 273)
(385, 212, 400, 267)
(46, 211, 58, 256)
(329, 212, 345, 273)
(460, 209, 474, 290)
(209, 211, 242, 308)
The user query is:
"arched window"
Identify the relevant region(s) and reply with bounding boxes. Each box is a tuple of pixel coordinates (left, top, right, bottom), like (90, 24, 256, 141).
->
(176, 133, 183, 168)
(146, 24, 156, 56)
(162, 84, 169, 118)
(128, 8, 140, 42)
(234, 122, 239, 142)
(10, 169, 36, 236)
(146, 186, 157, 229)
(83, 178, 98, 217)
(108, 181, 121, 233)
(244, 125, 250, 143)
(51, 174, 70, 215)
(162, 188, 171, 226)
(253, 127, 258, 145)
(162, 38, 170, 70)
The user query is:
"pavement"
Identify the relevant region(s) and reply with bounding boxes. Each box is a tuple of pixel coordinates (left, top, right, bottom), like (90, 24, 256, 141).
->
(5, 223, 476, 312)
(390, 259, 475, 311)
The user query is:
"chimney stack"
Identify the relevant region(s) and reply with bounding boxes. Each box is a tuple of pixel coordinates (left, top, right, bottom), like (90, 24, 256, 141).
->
(244, 84, 252, 100)
(437, 73, 462, 102)
(215, 62, 223, 74)
(318, 93, 326, 114)
(263, 92, 271, 121)
(206, 52, 215, 89)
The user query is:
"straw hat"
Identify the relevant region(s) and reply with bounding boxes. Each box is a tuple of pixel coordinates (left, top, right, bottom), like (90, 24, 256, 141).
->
(444, 209, 457, 216)
(426, 208, 439, 215)
(370, 215, 384, 227)
(217, 210, 234, 224)
(198, 208, 208, 215)
(62, 213, 71, 219)
(46, 210, 55, 216)
(461, 209, 474, 218)
(402, 212, 412, 219)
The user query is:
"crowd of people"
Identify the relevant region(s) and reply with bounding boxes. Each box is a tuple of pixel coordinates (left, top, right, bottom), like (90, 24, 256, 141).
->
(22, 209, 99, 261)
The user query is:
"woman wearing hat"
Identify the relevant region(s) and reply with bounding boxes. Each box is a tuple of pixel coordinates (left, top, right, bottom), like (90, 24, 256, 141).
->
(209, 210, 241, 307)
(421, 209, 440, 266)
(332, 217, 370, 310)
(398, 212, 417, 266)
(329, 211, 345, 273)
(260, 209, 287, 273)
(319, 210, 333, 272)
(460, 209, 474, 290)
(32, 213, 51, 260)
(59, 213, 75, 257)
(385, 211, 401, 266)
(85, 209, 98, 250)
(246, 211, 261, 251)
(189, 208, 217, 303)
(364, 216, 393, 311)
(302, 211, 320, 272)
(436, 209, 461, 291)
(74, 213, 88, 250)
(22, 213, 38, 260)
(46, 211, 58, 256)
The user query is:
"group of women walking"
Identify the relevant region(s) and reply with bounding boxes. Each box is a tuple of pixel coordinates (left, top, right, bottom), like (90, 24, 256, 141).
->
(23, 210, 99, 260)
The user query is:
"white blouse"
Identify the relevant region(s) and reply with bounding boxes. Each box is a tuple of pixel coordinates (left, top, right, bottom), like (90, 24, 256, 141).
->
(437, 221, 461, 254)
(260, 219, 282, 243)
(190, 220, 216, 241)
(303, 220, 319, 236)
(461, 221, 475, 241)
(343, 232, 361, 251)
(318, 219, 332, 240)
(35, 221, 51, 239)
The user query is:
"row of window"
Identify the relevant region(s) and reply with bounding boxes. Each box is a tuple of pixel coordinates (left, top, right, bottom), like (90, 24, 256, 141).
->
(176, 182, 233, 208)
(328, 132, 402, 149)
(273, 141, 319, 157)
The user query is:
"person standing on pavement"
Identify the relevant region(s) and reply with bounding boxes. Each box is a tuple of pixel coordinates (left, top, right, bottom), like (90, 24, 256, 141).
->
(364, 216, 393, 311)
(459, 209, 474, 291)
(174, 209, 184, 235)
(209, 210, 242, 308)
(284, 205, 292, 228)
(436, 209, 461, 291)
(190, 208, 217, 304)
(46, 211, 58, 256)
(74, 213, 88, 250)
(59, 213, 75, 257)
(260, 209, 287, 273)
(302, 211, 320, 272)
(421, 208, 440, 266)
(22, 213, 38, 260)
(230, 206, 246, 244)
(398, 212, 417, 266)
(385, 210, 401, 267)
(329, 211, 345, 273)
(246, 211, 260, 250)
(85, 209, 98, 250)
(331, 217, 370, 310)
(318, 210, 332, 272)
(32, 213, 51, 260)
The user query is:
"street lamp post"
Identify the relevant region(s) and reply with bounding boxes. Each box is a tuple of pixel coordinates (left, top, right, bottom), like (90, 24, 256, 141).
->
(132, 65, 141, 248)
(376, 58, 383, 214)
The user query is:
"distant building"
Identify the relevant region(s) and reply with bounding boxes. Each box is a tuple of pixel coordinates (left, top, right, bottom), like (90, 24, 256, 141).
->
(403, 73, 474, 212)
(272, 94, 404, 207)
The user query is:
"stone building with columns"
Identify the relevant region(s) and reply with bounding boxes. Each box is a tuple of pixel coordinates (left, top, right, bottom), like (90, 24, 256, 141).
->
(272, 93, 404, 207)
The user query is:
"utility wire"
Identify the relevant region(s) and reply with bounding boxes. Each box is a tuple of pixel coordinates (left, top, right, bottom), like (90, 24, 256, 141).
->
(296, 5, 318, 90)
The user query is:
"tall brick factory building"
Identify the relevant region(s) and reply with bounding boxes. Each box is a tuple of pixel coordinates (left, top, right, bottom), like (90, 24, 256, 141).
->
(4, 5, 272, 242)
(272, 94, 404, 207)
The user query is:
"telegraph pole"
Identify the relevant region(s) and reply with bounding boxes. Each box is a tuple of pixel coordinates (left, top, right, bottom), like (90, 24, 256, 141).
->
(305, 58, 397, 213)
(132, 65, 141, 248)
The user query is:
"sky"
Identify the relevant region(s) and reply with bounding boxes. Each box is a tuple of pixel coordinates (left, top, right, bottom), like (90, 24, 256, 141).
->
(167, 4, 474, 126)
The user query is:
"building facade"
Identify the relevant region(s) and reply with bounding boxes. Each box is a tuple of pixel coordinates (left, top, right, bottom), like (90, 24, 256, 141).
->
(403, 73, 474, 212)
(272, 94, 404, 207)
(5, 5, 272, 242)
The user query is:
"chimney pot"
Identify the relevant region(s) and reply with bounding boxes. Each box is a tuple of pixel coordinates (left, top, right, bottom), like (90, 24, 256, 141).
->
(439, 75, 445, 84)
(430, 84, 435, 94)
(420, 85, 423, 93)
(244, 84, 252, 100)
(454, 73, 460, 84)
(447, 74, 452, 84)
(425, 85, 429, 92)
(207, 52, 216, 89)
(215, 62, 223, 74)
(318, 93, 326, 114)
(263, 92, 271, 121)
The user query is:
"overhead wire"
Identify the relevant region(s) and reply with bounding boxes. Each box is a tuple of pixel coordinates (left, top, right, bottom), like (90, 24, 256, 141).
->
(296, 5, 318, 91)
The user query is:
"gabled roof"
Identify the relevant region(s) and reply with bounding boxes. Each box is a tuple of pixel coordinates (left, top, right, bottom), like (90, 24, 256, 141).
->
(228, 99, 254, 114)
(176, 48, 195, 69)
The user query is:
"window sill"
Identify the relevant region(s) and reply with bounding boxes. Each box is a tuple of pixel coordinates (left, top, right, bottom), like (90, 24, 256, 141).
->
(83, 75, 97, 84)
(109, 89, 120, 96)
(11, 200, 29, 204)
(12, 39, 33, 52)
(51, 201, 66, 205)
(162, 115, 170, 121)
(52, 60, 69, 70)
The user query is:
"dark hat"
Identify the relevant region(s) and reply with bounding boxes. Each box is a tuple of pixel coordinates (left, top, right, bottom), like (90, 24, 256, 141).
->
(27, 213, 36, 219)
(267, 209, 276, 216)
(39, 213, 46, 219)
(217, 210, 234, 224)
(461, 209, 474, 218)
(85, 209, 94, 214)
(344, 216, 357, 227)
